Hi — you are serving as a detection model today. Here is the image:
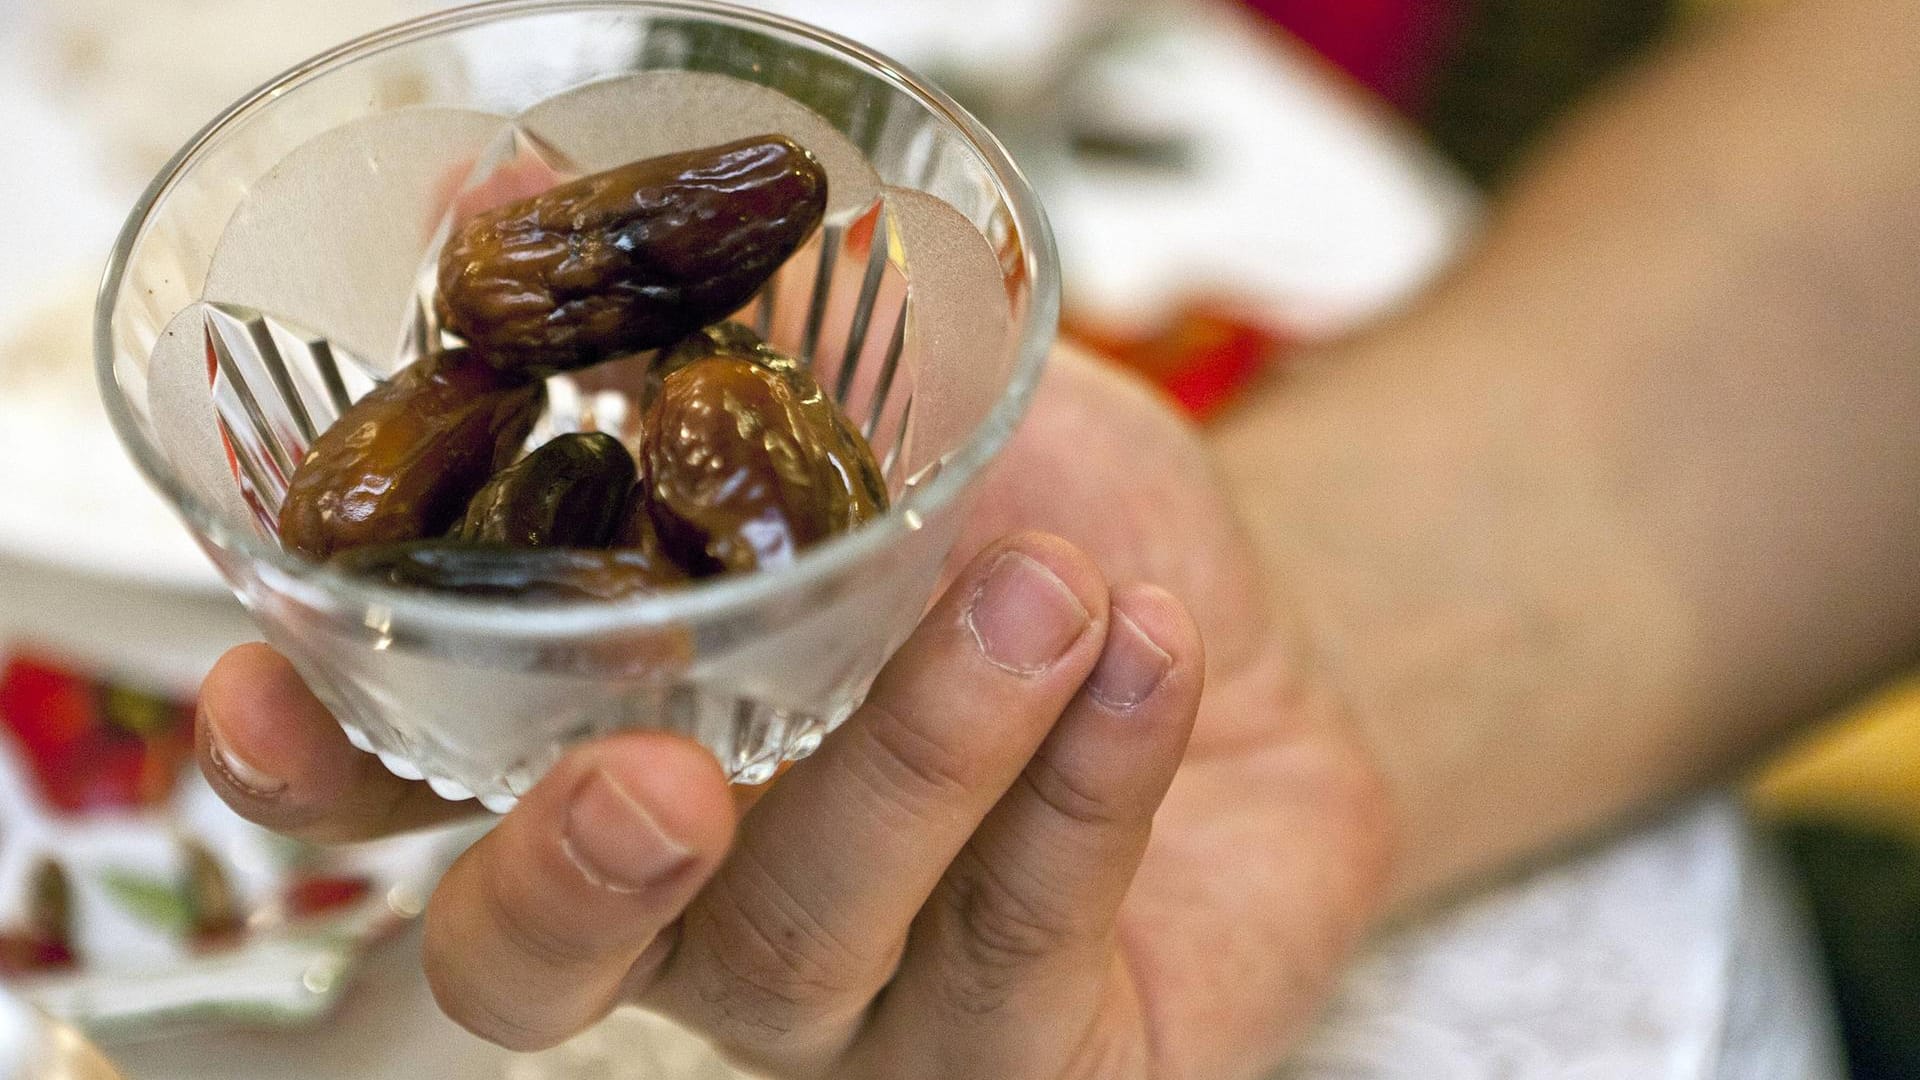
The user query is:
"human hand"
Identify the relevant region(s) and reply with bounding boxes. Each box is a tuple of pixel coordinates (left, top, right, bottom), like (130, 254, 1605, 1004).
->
(196, 347, 1391, 1079)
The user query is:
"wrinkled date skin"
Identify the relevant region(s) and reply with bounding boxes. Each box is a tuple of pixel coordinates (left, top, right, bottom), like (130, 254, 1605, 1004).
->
(659, 323, 890, 517)
(457, 432, 636, 548)
(333, 542, 685, 600)
(279, 350, 545, 560)
(642, 340, 889, 575)
(437, 135, 829, 375)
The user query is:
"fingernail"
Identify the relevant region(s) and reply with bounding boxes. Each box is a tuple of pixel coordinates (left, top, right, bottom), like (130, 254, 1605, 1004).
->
(966, 552, 1090, 674)
(1087, 612, 1172, 710)
(203, 710, 286, 798)
(563, 769, 696, 894)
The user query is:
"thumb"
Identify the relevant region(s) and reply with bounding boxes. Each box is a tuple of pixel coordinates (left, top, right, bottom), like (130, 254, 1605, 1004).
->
(422, 733, 735, 1050)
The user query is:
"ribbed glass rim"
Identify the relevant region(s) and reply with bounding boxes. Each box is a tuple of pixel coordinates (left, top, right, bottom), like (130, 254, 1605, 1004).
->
(95, 0, 1058, 638)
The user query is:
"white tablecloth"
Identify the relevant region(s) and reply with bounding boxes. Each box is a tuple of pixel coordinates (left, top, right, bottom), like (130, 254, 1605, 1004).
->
(1282, 799, 1842, 1079)
(104, 798, 1841, 1080)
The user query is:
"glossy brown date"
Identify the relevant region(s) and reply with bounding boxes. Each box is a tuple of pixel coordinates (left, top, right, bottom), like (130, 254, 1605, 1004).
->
(278, 349, 544, 561)
(659, 323, 889, 518)
(333, 541, 685, 600)
(456, 432, 636, 548)
(641, 337, 889, 575)
(615, 486, 681, 568)
(436, 135, 828, 375)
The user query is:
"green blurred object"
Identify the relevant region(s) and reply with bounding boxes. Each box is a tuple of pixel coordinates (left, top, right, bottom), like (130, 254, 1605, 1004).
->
(1774, 819, 1920, 1080)
(1423, 0, 1675, 185)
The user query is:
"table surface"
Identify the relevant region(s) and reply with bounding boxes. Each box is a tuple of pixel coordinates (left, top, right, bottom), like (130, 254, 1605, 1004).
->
(102, 798, 1841, 1080)
(0, 1, 1844, 1077)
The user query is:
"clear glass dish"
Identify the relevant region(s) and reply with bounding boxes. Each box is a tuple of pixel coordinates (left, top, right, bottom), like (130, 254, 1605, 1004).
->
(96, 0, 1057, 811)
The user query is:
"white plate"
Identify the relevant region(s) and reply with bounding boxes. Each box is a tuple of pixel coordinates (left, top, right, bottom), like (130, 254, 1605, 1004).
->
(0, 5, 221, 593)
(0, 278, 225, 594)
(0, 0, 443, 595)
(768, 0, 1476, 335)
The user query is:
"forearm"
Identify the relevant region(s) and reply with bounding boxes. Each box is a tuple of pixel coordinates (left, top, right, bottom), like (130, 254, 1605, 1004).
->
(1212, 0, 1920, 904)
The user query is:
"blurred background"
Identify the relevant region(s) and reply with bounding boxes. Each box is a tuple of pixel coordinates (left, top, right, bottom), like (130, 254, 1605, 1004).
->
(0, 0, 1912, 1076)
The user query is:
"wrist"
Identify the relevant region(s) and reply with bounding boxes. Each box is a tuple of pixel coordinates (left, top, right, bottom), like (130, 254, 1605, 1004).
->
(1207, 339, 1691, 908)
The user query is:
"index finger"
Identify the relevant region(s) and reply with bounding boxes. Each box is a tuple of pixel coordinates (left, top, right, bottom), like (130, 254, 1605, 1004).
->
(198, 643, 476, 842)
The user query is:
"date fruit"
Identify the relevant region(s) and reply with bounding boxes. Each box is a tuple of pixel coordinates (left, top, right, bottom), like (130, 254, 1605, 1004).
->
(334, 541, 685, 600)
(279, 349, 544, 560)
(437, 135, 828, 375)
(457, 432, 636, 548)
(657, 322, 889, 513)
(616, 487, 681, 569)
(642, 334, 889, 574)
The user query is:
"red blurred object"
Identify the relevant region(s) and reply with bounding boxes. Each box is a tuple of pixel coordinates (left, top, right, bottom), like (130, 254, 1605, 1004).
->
(845, 203, 879, 255)
(285, 875, 373, 919)
(0, 932, 76, 976)
(1066, 302, 1290, 422)
(0, 653, 196, 814)
(1237, 0, 1465, 113)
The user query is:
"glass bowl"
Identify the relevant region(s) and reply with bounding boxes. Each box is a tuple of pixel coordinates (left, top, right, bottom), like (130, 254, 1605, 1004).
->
(96, 0, 1057, 811)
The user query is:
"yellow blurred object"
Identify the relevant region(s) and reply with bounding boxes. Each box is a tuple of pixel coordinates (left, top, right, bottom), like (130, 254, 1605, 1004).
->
(0, 993, 124, 1080)
(36, 1018, 124, 1080)
(1752, 676, 1920, 840)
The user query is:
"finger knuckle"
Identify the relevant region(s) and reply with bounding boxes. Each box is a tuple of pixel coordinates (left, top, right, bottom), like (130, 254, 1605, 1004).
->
(680, 873, 879, 1032)
(1020, 753, 1126, 830)
(851, 699, 988, 809)
(933, 855, 1076, 1014)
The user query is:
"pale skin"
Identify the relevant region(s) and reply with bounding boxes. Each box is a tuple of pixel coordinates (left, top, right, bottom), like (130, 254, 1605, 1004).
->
(196, 0, 1920, 1076)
